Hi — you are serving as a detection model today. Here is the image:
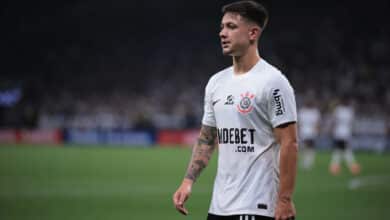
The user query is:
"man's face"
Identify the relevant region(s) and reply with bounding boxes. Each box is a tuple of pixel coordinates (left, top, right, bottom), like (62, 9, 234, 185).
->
(219, 12, 255, 56)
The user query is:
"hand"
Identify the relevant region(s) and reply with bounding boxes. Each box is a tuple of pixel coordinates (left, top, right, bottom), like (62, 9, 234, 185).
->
(172, 179, 193, 215)
(275, 197, 296, 220)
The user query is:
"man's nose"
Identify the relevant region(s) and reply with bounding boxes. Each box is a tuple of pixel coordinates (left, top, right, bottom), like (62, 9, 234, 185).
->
(219, 29, 226, 39)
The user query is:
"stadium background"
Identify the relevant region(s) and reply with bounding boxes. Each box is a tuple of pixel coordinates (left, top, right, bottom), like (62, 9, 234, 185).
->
(1, 0, 389, 219)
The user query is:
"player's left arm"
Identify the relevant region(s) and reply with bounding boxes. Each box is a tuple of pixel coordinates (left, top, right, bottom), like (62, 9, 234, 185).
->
(274, 122, 298, 220)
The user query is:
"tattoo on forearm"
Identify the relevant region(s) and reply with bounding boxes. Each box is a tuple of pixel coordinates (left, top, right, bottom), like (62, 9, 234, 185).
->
(185, 125, 217, 181)
(185, 160, 207, 181)
(197, 125, 218, 146)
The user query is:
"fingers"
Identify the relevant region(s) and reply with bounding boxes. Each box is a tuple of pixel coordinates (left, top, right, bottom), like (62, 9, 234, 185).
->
(173, 191, 179, 205)
(173, 191, 189, 215)
(275, 203, 295, 220)
(174, 194, 189, 215)
(176, 204, 189, 215)
(275, 215, 295, 220)
(275, 210, 295, 220)
(275, 199, 296, 220)
(173, 191, 187, 205)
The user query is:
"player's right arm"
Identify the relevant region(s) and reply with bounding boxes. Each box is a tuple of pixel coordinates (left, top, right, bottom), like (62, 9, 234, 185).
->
(172, 124, 218, 215)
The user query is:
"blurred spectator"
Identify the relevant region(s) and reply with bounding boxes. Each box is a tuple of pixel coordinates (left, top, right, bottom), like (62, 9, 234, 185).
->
(0, 1, 388, 137)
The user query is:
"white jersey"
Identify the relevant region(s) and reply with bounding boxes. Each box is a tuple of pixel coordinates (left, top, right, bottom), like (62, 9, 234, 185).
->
(298, 107, 321, 140)
(332, 105, 354, 140)
(202, 59, 297, 217)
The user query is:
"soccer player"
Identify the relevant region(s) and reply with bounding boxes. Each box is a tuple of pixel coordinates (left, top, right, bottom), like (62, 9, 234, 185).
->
(329, 97, 360, 175)
(298, 98, 321, 170)
(173, 1, 298, 220)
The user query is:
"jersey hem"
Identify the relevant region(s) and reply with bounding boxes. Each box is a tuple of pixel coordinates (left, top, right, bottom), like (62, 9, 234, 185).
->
(208, 210, 273, 218)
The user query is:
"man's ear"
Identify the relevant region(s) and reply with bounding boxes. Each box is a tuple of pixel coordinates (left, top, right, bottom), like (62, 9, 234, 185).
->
(249, 26, 261, 42)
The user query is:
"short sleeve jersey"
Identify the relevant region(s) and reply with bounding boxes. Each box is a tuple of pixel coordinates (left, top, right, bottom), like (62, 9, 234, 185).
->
(202, 59, 297, 217)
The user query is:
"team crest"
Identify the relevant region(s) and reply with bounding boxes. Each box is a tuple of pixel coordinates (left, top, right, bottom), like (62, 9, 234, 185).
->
(237, 92, 255, 114)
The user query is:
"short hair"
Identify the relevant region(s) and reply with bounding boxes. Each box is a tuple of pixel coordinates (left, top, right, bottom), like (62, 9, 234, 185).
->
(222, 0, 269, 30)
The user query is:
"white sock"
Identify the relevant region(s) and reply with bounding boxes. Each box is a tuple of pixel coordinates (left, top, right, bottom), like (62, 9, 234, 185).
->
(330, 149, 342, 166)
(344, 148, 356, 166)
(303, 148, 315, 169)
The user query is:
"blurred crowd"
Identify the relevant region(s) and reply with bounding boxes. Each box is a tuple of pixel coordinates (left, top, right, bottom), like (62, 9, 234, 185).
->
(1, 1, 389, 136)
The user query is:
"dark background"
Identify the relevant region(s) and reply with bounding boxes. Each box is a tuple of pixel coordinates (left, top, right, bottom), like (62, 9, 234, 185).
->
(0, 0, 389, 130)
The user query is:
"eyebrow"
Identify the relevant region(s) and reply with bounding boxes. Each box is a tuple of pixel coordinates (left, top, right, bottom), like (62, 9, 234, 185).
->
(221, 21, 237, 27)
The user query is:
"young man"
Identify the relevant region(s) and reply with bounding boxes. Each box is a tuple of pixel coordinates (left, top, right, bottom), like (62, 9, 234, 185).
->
(329, 98, 360, 175)
(298, 99, 321, 170)
(173, 1, 298, 220)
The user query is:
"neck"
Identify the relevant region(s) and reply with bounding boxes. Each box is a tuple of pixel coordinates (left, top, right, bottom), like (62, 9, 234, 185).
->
(232, 46, 260, 75)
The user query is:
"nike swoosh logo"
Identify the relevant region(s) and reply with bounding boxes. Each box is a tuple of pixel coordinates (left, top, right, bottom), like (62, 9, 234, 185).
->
(212, 99, 221, 106)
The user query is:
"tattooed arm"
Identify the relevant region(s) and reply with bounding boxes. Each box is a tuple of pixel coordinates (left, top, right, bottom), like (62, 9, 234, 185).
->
(185, 125, 218, 181)
(173, 125, 218, 215)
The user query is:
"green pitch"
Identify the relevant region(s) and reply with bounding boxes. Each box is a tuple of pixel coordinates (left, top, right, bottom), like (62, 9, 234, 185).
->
(0, 145, 389, 220)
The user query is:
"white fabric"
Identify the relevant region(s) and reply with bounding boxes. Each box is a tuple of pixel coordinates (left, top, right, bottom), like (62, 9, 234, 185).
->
(331, 149, 342, 165)
(202, 59, 297, 217)
(298, 107, 320, 140)
(344, 148, 356, 165)
(332, 105, 354, 140)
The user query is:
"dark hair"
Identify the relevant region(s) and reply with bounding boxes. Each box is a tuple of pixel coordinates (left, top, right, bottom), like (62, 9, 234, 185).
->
(222, 0, 269, 29)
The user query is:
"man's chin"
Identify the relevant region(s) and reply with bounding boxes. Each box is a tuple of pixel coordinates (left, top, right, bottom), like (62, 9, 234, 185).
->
(222, 49, 234, 56)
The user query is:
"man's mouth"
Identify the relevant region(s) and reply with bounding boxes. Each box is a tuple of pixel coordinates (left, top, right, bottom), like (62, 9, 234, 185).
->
(221, 41, 230, 48)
